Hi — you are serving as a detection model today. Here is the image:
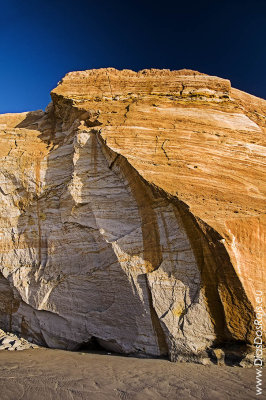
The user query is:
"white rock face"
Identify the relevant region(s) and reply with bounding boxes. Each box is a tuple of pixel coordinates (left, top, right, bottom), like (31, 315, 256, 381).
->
(0, 120, 215, 359)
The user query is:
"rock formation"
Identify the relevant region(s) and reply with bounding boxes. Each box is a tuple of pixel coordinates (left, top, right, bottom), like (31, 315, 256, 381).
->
(0, 328, 39, 351)
(0, 68, 265, 363)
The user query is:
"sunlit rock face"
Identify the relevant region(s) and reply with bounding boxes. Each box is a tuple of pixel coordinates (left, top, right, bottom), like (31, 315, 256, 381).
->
(0, 68, 265, 362)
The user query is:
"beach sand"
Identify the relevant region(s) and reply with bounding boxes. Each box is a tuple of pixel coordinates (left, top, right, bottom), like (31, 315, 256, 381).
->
(0, 349, 262, 399)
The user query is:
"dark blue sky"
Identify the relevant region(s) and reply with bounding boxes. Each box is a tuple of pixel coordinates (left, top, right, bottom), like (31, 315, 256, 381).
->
(0, 0, 265, 113)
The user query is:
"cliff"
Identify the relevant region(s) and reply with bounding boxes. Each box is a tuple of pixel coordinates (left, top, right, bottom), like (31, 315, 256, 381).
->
(0, 68, 265, 364)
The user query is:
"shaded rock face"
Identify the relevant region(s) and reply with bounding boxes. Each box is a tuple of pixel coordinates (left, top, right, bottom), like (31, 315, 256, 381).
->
(0, 68, 265, 361)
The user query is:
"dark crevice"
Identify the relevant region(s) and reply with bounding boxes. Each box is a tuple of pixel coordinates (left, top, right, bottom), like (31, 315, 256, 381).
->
(108, 153, 120, 170)
(78, 336, 106, 352)
(161, 139, 170, 162)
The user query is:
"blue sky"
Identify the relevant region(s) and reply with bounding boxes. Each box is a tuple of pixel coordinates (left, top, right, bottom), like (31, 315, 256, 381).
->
(0, 0, 265, 113)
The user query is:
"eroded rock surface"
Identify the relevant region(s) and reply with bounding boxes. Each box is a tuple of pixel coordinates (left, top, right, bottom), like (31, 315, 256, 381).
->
(0, 328, 39, 351)
(0, 69, 265, 363)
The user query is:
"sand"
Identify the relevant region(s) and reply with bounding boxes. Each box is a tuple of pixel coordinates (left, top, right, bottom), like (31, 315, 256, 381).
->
(0, 349, 263, 399)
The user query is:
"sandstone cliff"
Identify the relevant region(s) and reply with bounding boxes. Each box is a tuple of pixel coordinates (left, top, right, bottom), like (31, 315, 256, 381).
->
(0, 68, 265, 363)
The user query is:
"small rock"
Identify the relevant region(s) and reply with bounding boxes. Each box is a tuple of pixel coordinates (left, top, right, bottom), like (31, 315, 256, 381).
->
(212, 348, 225, 365)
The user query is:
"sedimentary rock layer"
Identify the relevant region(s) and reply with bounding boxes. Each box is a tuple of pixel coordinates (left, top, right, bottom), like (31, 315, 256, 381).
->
(0, 69, 265, 362)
